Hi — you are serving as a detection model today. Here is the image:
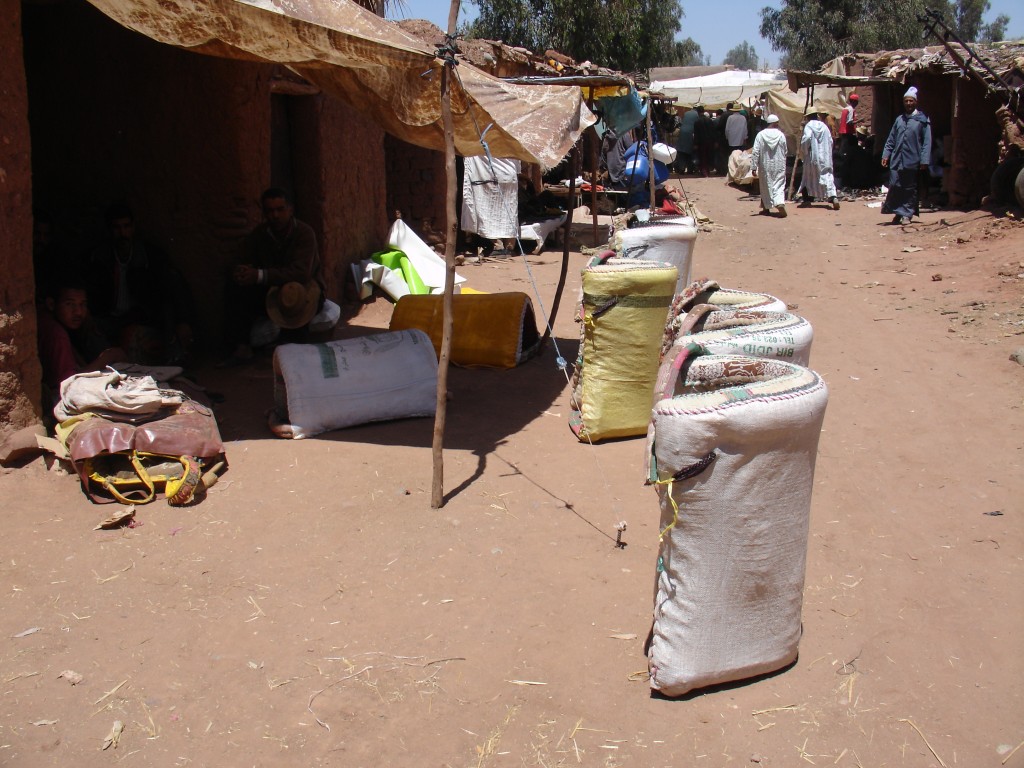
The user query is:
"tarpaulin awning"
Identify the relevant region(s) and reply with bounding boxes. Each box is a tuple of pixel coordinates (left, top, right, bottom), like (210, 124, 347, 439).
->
(650, 70, 790, 108)
(86, 0, 595, 169)
(787, 70, 892, 90)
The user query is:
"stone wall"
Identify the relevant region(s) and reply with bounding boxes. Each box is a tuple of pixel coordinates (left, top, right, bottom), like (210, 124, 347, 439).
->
(0, 1, 42, 441)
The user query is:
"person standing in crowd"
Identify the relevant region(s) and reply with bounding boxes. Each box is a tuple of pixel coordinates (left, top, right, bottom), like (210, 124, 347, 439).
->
(674, 106, 699, 175)
(836, 93, 859, 188)
(693, 107, 714, 178)
(714, 108, 730, 175)
(881, 86, 932, 225)
(751, 114, 789, 217)
(600, 127, 636, 190)
(798, 109, 840, 210)
(725, 104, 749, 155)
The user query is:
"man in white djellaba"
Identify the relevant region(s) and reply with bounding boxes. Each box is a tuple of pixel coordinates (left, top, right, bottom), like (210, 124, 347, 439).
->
(751, 114, 789, 217)
(798, 109, 840, 210)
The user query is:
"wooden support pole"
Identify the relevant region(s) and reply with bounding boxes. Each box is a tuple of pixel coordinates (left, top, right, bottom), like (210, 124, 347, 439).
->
(646, 96, 656, 211)
(587, 88, 598, 246)
(431, 0, 460, 509)
(541, 144, 578, 350)
(788, 86, 812, 201)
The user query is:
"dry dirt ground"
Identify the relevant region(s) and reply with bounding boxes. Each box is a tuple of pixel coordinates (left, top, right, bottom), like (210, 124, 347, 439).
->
(2, 176, 1022, 768)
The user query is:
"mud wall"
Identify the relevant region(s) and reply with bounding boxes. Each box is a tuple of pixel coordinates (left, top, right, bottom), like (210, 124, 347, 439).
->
(950, 79, 1002, 208)
(0, 1, 42, 439)
(296, 95, 391, 301)
(23, 1, 388, 347)
(385, 136, 447, 240)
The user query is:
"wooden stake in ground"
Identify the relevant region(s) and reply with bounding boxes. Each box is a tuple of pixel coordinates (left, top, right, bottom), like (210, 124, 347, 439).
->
(431, 0, 461, 509)
(646, 95, 657, 211)
(788, 86, 812, 201)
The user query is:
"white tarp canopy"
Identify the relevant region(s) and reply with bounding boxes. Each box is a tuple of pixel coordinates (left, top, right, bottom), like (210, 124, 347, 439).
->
(651, 70, 789, 109)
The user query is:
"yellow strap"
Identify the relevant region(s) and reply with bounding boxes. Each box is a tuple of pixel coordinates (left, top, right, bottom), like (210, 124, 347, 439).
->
(100, 453, 156, 505)
(654, 479, 680, 542)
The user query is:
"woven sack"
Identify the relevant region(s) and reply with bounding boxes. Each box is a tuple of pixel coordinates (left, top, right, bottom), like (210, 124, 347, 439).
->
(389, 292, 540, 369)
(611, 221, 698, 292)
(271, 330, 437, 439)
(645, 345, 829, 697)
(660, 304, 814, 365)
(569, 259, 677, 442)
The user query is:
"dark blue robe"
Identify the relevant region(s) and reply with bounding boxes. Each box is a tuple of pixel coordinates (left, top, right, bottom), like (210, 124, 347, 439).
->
(882, 111, 932, 218)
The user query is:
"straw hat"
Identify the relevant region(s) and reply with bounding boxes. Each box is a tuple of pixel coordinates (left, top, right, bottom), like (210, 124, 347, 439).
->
(266, 280, 321, 329)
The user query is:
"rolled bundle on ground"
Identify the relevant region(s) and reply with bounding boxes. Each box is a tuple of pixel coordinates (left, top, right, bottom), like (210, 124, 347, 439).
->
(270, 330, 437, 439)
(660, 304, 814, 366)
(569, 260, 677, 442)
(611, 221, 697, 292)
(645, 215, 696, 227)
(389, 292, 540, 369)
(646, 345, 829, 697)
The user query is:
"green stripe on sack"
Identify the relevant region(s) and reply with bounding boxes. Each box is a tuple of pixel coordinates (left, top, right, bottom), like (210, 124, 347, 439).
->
(584, 293, 673, 309)
(317, 344, 340, 379)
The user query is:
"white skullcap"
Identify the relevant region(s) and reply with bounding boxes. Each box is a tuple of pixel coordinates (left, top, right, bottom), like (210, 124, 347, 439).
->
(904, 86, 918, 100)
(766, 114, 780, 124)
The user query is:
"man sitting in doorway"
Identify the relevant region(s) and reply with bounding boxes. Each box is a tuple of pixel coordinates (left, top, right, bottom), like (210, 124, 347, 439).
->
(223, 187, 325, 364)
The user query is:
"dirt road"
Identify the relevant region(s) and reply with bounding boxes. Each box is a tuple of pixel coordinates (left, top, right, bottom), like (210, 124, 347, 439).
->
(2, 176, 1022, 767)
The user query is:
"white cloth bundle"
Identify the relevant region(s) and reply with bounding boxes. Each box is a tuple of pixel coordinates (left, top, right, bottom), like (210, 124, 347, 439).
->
(54, 370, 182, 423)
(645, 348, 829, 697)
(271, 330, 437, 439)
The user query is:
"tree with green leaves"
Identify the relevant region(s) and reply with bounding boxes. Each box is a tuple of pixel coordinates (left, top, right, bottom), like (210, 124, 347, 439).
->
(666, 38, 709, 66)
(466, 0, 687, 72)
(759, 0, 1012, 71)
(723, 41, 759, 70)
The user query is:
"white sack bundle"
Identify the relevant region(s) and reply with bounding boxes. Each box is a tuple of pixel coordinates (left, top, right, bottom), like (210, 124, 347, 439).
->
(271, 330, 437, 439)
(645, 347, 828, 697)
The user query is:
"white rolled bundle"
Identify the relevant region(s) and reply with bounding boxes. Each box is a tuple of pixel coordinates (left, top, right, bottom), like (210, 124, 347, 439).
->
(271, 330, 437, 439)
(645, 346, 829, 697)
(612, 222, 697, 292)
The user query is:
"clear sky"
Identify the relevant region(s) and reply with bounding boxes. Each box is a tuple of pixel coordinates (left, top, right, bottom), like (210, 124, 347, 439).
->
(389, 0, 1023, 69)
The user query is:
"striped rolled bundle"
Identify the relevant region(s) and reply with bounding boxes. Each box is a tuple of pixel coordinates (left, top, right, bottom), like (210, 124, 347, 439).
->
(645, 344, 829, 697)
(674, 278, 787, 314)
(569, 259, 677, 442)
(660, 304, 814, 366)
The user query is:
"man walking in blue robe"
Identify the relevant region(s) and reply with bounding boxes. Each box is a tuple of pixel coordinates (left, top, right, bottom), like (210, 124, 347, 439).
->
(881, 86, 932, 225)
